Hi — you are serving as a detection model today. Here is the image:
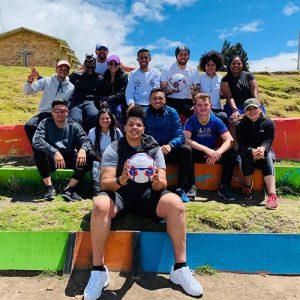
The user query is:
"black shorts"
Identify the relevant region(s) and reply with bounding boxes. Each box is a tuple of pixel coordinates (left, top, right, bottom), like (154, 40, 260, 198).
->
(99, 186, 171, 221)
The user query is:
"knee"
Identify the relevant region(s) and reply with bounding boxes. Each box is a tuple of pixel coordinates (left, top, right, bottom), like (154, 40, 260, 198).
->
(162, 193, 185, 216)
(92, 196, 110, 217)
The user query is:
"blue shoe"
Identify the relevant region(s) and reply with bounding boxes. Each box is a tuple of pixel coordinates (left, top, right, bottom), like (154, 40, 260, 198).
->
(176, 189, 190, 203)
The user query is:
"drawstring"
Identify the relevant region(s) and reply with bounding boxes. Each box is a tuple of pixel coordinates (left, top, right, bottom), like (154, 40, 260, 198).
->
(55, 81, 63, 96)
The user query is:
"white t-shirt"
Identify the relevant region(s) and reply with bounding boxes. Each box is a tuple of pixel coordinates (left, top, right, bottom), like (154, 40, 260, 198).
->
(160, 62, 200, 99)
(88, 127, 123, 155)
(199, 73, 222, 109)
(125, 68, 160, 106)
(95, 60, 108, 75)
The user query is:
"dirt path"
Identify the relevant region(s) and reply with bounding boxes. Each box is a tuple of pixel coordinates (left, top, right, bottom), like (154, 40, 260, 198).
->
(1, 271, 299, 300)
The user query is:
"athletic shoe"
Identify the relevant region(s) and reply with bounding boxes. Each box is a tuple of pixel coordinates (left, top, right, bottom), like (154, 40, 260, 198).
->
(44, 186, 56, 201)
(84, 267, 109, 300)
(176, 189, 190, 203)
(186, 185, 197, 199)
(218, 185, 236, 201)
(93, 187, 101, 197)
(170, 266, 203, 297)
(266, 194, 278, 210)
(242, 183, 253, 200)
(61, 188, 82, 201)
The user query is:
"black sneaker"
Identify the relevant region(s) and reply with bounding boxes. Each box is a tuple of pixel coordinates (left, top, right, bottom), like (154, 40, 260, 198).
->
(44, 186, 56, 201)
(218, 185, 236, 201)
(61, 188, 82, 201)
(186, 185, 197, 199)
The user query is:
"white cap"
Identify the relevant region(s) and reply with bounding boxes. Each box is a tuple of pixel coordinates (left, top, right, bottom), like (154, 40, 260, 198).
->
(56, 60, 70, 68)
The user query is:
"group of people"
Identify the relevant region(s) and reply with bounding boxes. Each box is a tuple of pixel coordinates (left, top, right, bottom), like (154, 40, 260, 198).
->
(22, 42, 279, 299)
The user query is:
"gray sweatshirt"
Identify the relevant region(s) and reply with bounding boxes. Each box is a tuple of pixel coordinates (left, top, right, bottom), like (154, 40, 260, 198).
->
(32, 118, 92, 158)
(23, 75, 74, 113)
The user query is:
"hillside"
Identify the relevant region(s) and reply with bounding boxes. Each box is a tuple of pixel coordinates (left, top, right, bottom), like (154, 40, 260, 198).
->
(0, 66, 299, 124)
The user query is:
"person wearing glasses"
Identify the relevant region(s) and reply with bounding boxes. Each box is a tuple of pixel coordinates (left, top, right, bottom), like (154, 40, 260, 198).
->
(32, 100, 93, 201)
(68, 54, 102, 132)
(125, 48, 160, 111)
(96, 55, 128, 126)
(23, 60, 74, 144)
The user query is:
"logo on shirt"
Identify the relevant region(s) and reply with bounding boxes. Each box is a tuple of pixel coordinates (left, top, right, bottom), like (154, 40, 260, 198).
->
(135, 80, 141, 88)
(150, 78, 156, 87)
(196, 128, 212, 138)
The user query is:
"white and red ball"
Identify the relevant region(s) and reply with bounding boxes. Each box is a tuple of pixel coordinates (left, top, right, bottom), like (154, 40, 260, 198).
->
(168, 73, 187, 91)
(128, 153, 155, 183)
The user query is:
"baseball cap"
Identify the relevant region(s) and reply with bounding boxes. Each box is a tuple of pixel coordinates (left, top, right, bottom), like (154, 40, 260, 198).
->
(107, 55, 120, 64)
(243, 98, 260, 110)
(175, 45, 190, 57)
(56, 60, 70, 68)
(95, 42, 108, 51)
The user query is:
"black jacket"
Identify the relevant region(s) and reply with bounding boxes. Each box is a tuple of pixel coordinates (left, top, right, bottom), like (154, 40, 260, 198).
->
(236, 115, 275, 155)
(96, 68, 128, 110)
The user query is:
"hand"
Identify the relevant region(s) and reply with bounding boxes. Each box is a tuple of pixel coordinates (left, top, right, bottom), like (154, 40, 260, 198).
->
(206, 156, 217, 166)
(126, 103, 135, 112)
(54, 151, 66, 169)
(120, 159, 130, 185)
(31, 67, 40, 80)
(252, 147, 265, 160)
(205, 148, 222, 161)
(229, 110, 240, 123)
(76, 149, 86, 168)
(161, 144, 172, 155)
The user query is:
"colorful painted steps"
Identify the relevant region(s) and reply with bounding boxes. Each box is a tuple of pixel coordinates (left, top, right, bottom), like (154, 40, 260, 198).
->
(0, 164, 299, 191)
(0, 118, 300, 160)
(0, 231, 299, 275)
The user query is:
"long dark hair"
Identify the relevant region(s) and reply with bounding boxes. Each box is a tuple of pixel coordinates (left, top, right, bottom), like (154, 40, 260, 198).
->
(95, 108, 118, 151)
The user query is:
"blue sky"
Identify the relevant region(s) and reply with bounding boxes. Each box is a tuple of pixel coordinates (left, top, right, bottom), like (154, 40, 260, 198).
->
(0, 0, 299, 71)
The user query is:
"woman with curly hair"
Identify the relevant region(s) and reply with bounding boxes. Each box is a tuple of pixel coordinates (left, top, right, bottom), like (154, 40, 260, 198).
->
(198, 50, 227, 125)
(88, 108, 123, 195)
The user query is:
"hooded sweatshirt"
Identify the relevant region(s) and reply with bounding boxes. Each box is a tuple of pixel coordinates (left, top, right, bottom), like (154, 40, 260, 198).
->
(23, 74, 74, 113)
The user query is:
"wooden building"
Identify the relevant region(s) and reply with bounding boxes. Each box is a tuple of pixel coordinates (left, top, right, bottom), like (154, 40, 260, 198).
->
(0, 27, 80, 67)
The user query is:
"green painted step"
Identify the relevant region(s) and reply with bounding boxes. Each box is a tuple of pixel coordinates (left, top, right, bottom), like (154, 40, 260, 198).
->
(0, 166, 299, 190)
(0, 231, 69, 270)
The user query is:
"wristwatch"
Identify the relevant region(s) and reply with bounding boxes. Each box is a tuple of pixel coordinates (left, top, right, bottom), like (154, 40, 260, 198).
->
(116, 176, 123, 186)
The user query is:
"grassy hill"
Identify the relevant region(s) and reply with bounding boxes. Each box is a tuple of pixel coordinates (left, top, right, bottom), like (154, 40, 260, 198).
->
(0, 65, 299, 124)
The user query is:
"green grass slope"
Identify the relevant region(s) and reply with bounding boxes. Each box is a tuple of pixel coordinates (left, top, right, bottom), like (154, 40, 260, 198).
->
(0, 66, 299, 124)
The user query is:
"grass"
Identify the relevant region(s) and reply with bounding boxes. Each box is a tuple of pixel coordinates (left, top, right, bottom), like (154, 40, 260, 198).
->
(0, 66, 299, 124)
(195, 265, 217, 276)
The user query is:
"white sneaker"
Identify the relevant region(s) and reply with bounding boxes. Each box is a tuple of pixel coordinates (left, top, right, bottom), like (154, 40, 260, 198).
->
(170, 266, 203, 297)
(84, 266, 109, 300)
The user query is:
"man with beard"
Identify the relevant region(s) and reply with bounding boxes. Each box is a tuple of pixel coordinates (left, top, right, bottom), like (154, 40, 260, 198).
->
(68, 54, 102, 132)
(161, 46, 200, 120)
(95, 42, 135, 76)
(125, 48, 160, 111)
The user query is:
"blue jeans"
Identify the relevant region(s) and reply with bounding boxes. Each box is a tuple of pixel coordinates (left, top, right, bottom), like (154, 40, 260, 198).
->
(68, 100, 98, 132)
(92, 161, 101, 188)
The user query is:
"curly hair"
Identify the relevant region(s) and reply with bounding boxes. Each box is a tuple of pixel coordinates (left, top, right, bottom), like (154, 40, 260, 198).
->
(198, 50, 223, 71)
(126, 105, 146, 125)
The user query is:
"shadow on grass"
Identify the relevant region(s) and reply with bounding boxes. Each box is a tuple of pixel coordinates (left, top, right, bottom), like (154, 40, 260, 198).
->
(65, 270, 186, 298)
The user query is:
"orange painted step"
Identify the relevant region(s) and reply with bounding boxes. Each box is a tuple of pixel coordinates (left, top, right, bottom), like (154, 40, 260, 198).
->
(72, 231, 133, 271)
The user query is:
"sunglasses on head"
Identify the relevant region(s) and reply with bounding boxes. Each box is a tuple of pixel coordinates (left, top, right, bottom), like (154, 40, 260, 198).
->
(108, 61, 119, 67)
(53, 108, 68, 114)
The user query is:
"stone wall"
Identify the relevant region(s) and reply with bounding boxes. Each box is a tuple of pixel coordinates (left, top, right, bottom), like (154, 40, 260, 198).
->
(0, 31, 63, 67)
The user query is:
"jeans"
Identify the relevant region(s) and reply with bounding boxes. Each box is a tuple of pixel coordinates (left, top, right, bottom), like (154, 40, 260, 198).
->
(92, 160, 101, 188)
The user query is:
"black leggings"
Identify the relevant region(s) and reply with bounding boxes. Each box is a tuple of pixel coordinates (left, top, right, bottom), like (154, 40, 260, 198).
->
(237, 151, 275, 177)
(33, 149, 96, 181)
(164, 144, 193, 189)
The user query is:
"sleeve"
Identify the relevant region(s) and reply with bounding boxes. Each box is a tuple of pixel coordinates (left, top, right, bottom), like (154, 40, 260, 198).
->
(168, 110, 184, 148)
(101, 144, 119, 168)
(116, 128, 123, 139)
(113, 73, 128, 102)
(23, 77, 46, 95)
(75, 124, 92, 152)
(154, 148, 166, 169)
(153, 69, 161, 88)
(261, 120, 275, 152)
(32, 119, 58, 158)
(246, 72, 255, 81)
(221, 74, 229, 83)
(192, 69, 201, 84)
(184, 117, 193, 133)
(125, 71, 135, 105)
(88, 128, 96, 146)
(216, 118, 228, 135)
(160, 68, 168, 83)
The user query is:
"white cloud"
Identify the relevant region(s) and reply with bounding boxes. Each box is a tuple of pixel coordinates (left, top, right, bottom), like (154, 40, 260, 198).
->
(218, 21, 263, 40)
(287, 39, 298, 47)
(249, 52, 298, 72)
(283, 2, 300, 16)
(146, 37, 183, 51)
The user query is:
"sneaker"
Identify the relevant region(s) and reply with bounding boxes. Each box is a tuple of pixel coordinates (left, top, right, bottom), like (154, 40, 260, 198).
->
(266, 194, 278, 210)
(186, 185, 197, 199)
(93, 187, 101, 197)
(44, 186, 56, 201)
(61, 188, 82, 201)
(176, 189, 190, 203)
(218, 185, 236, 201)
(242, 183, 253, 200)
(170, 266, 203, 297)
(84, 267, 109, 300)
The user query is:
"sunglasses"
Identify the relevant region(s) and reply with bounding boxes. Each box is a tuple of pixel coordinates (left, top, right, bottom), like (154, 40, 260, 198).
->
(108, 62, 119, 67)
(53, 109, 68, 114)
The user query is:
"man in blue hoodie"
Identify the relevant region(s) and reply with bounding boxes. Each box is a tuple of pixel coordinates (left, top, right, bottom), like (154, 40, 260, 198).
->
(145, 88, 194, 202)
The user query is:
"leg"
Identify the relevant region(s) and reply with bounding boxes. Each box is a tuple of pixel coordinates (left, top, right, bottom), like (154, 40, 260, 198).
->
(68, 103, 83, 125)
(83, 101, 99, 132)
(238, 152, 255, 199)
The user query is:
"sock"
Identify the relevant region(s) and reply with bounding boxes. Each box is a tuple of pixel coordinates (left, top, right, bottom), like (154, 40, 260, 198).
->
(45, 184, 54, 190)
(93, 265, 106, 272)
(174, 262, 187, 270)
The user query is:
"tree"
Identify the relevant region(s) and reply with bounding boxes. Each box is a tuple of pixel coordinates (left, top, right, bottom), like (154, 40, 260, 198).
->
(221, 40, 249, 71)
